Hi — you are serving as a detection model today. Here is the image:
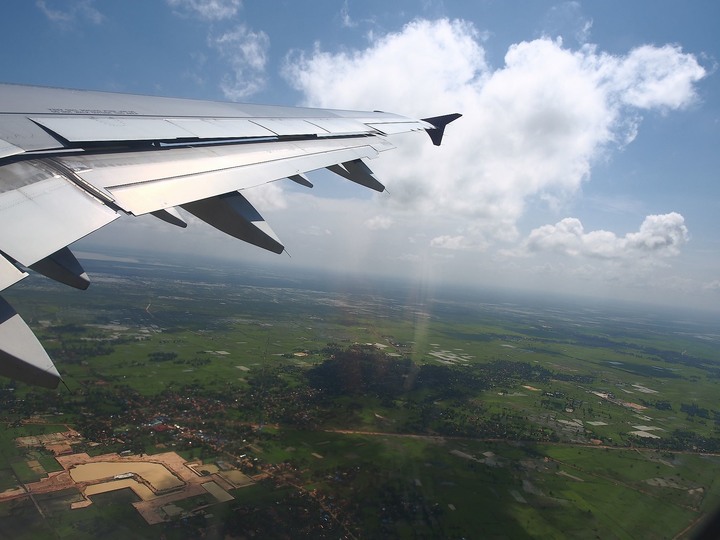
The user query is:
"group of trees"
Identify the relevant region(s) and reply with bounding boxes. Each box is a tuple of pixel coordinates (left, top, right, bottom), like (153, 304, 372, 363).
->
(303, 344, 572, 440)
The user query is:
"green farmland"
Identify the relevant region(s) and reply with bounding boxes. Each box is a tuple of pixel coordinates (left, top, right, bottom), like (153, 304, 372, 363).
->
(1, 257, 719, 538)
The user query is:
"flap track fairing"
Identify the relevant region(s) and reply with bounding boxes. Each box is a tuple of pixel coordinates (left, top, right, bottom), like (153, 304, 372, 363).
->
(181, 192, 284, 254)
(326, 159, 385, 192)
(151, 207, 188, 228)
(0, 297, 61, 389)
(288, 174, 313, 188)
(29, 247, 90, 290)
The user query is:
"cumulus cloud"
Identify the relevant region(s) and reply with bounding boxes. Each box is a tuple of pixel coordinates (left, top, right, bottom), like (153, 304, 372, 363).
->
(523, 212, 689, 259)
(36, 0, 104, 25)
(282, 18, 705, 250)
(605, 44, 707, 110)
(166, 0, 241, 20)
(210, 25, 270, 99)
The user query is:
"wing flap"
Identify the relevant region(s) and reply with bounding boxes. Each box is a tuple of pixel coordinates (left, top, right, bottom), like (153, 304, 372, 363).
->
(0, 162, 120, 267)
(56, 137, 394, 216)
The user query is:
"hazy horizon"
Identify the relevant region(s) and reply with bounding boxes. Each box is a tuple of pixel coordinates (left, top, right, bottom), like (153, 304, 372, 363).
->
(72, 245, 720, 324)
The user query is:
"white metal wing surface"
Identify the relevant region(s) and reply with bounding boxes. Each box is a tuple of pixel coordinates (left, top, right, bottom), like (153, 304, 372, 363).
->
(0, 83, 460, 388)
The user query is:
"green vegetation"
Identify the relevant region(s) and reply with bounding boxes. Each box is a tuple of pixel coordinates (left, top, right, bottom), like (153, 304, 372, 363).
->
(1, 258, 719, 538)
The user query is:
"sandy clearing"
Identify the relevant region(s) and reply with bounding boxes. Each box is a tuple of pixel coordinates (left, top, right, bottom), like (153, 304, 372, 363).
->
(85, 478, 156, 500)
(70, 462, 184, 491)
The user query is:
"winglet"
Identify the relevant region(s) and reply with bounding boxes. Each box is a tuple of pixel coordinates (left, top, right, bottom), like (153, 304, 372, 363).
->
(421, 113, 462, 146)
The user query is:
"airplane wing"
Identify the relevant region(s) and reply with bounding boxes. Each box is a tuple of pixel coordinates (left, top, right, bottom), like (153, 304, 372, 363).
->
(0, 83, 460, 388)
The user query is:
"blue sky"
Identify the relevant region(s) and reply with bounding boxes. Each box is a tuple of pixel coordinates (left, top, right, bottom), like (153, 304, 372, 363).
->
(2, 1, 719, 312)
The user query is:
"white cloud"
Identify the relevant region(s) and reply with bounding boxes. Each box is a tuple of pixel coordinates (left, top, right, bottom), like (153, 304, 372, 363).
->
(166, 0, 241, 21)
(430, 235, 467, 250)
(625, 212, 690, 255)
(210, 25, 270, 100)
(243, 182, 287, 212)
(282, 18, 705, 251)
(606, 44, 707, 110)
(340, 0, 355, 28)
(37, 0, 104, 25)
(523, 212, 689, 259)
(365, 215, 394, 230)
(703, 280, 720, 291)
(165, 2, 265, 99)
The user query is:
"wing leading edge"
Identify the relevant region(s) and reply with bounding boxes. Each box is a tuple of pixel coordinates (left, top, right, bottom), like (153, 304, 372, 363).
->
(0, 83, 461, 388)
